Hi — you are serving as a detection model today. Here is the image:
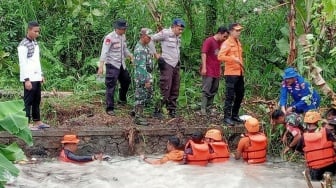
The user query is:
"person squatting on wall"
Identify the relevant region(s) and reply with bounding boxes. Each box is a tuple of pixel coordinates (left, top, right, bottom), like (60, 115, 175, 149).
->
(279, 67, 320, 115)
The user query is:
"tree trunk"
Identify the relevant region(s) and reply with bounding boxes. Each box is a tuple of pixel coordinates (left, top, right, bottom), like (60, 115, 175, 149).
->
(205, 0, 217, 37)
(146, 0, 163, 31)
(290, 0, 336, 109)
(287, 0, 297, 65)
(181, 0, 195, 38)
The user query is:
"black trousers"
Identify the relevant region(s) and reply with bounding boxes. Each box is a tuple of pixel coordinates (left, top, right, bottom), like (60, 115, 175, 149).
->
(159, 60, 180, 111)
(105, 64, 131, 111)
(310, 163, 336, 181)
(23, 81, 41, 123)
(224, 75, 244, 118)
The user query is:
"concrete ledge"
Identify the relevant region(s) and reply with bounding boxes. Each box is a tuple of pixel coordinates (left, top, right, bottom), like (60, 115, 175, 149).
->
(0, 125, 245, 158)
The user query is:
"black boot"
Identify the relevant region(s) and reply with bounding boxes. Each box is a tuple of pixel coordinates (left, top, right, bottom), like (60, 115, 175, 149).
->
(152, 107, 164, 119)
(169, 109, 177, 118)
(231, 115, 244, 123)
(223, 117, 234, 126)
(223, 107, 234, 126)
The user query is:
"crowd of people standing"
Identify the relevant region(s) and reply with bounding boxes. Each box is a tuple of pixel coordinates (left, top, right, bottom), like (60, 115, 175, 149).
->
(96, 18, 249, 127)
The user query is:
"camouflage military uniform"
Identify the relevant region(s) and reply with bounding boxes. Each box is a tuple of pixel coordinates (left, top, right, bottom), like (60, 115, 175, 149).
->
(285, 113, 304, 142)
(285, 112, 304, 129)
(134, 41, 153, 106)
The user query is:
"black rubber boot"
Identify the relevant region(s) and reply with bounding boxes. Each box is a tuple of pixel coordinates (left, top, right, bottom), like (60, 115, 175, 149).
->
(169, 109, 177, 118)
(223, 117, 234, 126)
(231, 116, 244, 123)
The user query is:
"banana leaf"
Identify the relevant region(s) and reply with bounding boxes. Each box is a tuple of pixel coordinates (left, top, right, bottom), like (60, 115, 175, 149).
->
(0, 143, 26, 162)
(0, 152, 19, 183)
(0, 100, 33, 146)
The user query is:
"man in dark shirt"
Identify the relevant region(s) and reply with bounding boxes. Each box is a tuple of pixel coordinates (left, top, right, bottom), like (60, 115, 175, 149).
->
(59, 135, 103, 163)
(200, 26, 229, 115)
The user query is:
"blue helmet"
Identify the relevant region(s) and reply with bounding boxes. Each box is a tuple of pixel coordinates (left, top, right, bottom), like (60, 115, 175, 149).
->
(283, 67, 299, 79)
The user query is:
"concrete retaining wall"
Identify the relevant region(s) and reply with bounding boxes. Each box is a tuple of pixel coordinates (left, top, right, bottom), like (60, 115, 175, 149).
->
(0, 126, 245, 158)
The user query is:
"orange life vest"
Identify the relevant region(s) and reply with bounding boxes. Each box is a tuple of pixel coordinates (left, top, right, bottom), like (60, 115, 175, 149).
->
(59, 149, 76, 163)
(59, 149, 88, 164)
(242, 133, 267, 164)
(303, 127, 336, 169)
(185, 140, 210, 166)
(208, 141, 230, 163)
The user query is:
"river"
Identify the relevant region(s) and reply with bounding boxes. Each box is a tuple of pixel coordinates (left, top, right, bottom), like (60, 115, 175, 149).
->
(6, 156, 324, 188)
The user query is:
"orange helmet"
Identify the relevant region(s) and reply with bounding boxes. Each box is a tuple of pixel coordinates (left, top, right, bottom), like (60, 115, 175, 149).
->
(61, 134, 79, 144)
(244, 117, 260, 133)
(304, 111, 321, 123)
(205, 129, 222, 141)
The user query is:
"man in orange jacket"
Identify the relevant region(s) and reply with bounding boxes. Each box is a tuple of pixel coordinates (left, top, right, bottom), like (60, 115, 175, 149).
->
(218, 23, 244, 126)
(140, 136, 184, 164)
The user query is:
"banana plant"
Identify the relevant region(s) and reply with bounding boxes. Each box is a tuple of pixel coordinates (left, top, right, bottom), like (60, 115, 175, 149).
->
(294, 0, 336, 108)
(0, 100, 33, 187)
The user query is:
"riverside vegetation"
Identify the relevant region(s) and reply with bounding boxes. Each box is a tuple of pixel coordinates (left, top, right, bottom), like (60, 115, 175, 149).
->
(0, 0, 335, 186)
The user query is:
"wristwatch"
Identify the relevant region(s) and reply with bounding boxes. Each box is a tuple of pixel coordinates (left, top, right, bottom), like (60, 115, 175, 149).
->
(292, 106, 296, 112)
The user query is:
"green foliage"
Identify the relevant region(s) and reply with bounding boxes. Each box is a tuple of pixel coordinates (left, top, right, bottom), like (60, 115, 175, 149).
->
(322, 0, 336, 22)
(291, 0, 336, 96)
(0, 100, 32, 186)
(0, 151, 20, 187)
(0, 143, 26, 162)
(0, 101, 33, 146)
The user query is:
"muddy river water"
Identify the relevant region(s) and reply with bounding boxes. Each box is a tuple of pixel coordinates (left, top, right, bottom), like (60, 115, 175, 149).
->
(7, 157, 324, 188)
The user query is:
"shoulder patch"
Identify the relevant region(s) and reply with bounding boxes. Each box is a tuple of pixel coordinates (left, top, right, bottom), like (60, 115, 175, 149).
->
(105, 38, 111, 45)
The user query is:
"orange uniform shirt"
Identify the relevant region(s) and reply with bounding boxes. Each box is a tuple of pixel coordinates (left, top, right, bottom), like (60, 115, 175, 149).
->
(236, 137, 250, 153)
(217, 36, 244, 76)
(159, 150, 184, 164)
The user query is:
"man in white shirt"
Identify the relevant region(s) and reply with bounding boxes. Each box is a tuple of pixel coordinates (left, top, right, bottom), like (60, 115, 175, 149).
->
(18, 21, 48, 129)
